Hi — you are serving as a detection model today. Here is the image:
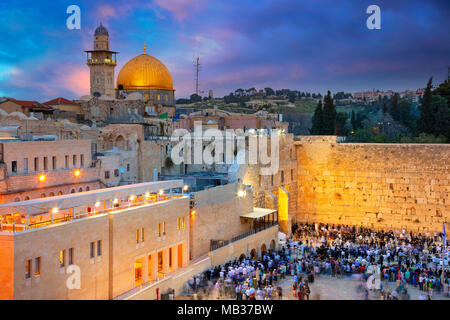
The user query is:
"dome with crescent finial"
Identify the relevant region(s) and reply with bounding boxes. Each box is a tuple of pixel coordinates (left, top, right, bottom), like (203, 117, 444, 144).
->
(94, 23, 109, 36)
(116, 52, 174, 91)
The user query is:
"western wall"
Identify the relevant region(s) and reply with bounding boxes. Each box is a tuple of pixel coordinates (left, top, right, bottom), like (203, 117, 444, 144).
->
(295, 136, 450, 233)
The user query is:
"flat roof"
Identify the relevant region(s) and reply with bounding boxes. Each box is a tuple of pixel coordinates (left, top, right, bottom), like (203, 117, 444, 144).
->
(0, 180, 183, 214)
(240, 207, 277, 219)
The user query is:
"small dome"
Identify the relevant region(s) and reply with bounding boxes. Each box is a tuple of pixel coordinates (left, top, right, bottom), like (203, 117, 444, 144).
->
(94, 23, 109, 36)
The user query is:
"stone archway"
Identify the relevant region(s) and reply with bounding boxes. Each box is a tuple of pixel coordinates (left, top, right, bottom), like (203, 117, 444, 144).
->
(115, 135, 127, 151)
(238, 254, 246, 262)
(261, 243, 267, 254)
(250, 248, 257, 260)
(270, 239, 276, 251)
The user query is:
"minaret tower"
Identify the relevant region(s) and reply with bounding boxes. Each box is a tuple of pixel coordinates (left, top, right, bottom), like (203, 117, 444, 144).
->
(85, 23, 118, 98)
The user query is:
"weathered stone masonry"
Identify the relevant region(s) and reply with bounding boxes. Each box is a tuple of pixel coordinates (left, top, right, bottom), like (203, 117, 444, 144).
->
(295, 136, 450, 233)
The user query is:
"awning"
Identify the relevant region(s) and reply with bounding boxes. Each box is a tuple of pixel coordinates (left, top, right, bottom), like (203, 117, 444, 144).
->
(240, 207, 277, 219)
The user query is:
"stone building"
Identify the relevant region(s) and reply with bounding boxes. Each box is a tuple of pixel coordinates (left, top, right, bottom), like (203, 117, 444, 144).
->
(78, 23, 175, 123)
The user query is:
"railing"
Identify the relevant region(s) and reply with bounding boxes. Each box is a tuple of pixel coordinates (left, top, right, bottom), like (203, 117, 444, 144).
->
(231, 221, 278, 243)
(0, 194, 183, 233)
(210, 239, 229, 251)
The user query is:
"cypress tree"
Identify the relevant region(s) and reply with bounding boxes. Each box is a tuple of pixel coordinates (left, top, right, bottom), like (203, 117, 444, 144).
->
(310, 100, 323, 135)
(418, 77, 434, 134)
(390, 93, 400, 121)
(351, 110, 357, 130)
(322, 90, 337, 135)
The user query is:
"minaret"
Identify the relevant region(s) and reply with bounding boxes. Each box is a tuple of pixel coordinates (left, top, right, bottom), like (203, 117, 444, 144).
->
(85, 23, 118, 98)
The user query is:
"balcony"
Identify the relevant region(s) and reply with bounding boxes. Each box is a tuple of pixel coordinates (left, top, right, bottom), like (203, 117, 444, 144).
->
(0, 180, 185, 233)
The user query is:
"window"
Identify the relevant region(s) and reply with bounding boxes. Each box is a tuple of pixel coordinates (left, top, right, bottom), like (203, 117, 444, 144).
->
(68, 248, 74, 265)
(65, 155, 69, 169)
(182, 217, 186, 230)
(259, 175, 262, 187)
(34, 257, 41, 276)
(141, 228, 145, 242)
(11, 161, 17, 173)
(25, 259, 31, 279)
(43, 157, 48, 171)
(281, 170, 284, 184)
(80, 154, 84, 168)
(90, 242, 95, 259)
(104, 171, 110, 179)
(97, 240, 102, 256)
(157, 94, 161, 101)
(23, 158, 28, 173)
(114, 169, 119, 177)
(271, 175, 274, 186)
(34, 157, 39, 171)
(52, 156, 56, 170)
(73, 155, 77, 168)
(127, 164, 130, 172)
(136, 229, 140, 244)
(163, 222, 166, 235)
(60, 250, 66, 267)
(158, 223, 162, 237)
(291, 169, 294, 181)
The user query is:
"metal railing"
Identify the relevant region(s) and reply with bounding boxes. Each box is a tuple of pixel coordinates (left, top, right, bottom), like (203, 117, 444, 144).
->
(210, 239, 229, 251)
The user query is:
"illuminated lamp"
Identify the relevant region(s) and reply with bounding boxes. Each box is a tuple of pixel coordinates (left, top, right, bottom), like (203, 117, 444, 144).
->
(183, 185, 189, 192)
(94, 201, 101, 208)
(237, 190, 246, 197)
(190, 209, 196, 216)
(113, 198, 119, 204)
(74, 170, 81, 177)
(51, 207, 59, 214)
(38, 174, 46, 182)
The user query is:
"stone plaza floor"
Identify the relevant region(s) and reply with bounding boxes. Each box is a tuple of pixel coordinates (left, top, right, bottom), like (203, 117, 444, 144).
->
(277, 275, 450, 300)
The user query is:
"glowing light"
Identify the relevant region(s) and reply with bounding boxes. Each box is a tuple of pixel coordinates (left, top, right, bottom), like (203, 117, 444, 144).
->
(113, 198, 119, 204)
(159, 189, 164, 195)
(183, 185, 189, 192)
(74, 170, 81, 177)
(190, 209, 196, 216)
(237, 190, 246, 197)
(129, 195, 135, 201)
(51, 207, 59, 214)
(145, 192, 150, 198)
(94, 201, 101, 208)
(38, 174, 46, 182)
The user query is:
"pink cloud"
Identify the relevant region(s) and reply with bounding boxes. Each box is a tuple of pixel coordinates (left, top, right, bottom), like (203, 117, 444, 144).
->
(154, 0, 208, 21)
(53, 66, 90, 97)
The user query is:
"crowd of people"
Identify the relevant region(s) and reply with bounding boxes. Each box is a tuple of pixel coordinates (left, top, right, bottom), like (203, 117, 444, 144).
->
(183, 223, 449, 300)
(290, 222, 449, 299)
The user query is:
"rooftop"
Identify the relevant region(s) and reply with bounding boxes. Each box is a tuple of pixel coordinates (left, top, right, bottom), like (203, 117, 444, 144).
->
(0, 180, 186, 233)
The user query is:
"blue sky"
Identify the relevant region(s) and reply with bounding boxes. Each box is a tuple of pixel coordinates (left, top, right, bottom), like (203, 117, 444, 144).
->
(0, 0, 448, 100)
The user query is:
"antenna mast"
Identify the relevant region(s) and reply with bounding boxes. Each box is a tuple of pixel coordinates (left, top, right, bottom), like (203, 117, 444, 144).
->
(195, 56, 201, 95)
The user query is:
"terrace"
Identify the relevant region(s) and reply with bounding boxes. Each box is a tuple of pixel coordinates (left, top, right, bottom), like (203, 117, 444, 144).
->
(0, 180, 186, 233)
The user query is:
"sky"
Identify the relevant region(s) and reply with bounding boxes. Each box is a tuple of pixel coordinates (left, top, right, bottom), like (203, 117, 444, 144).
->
(0, 0, 448, 101)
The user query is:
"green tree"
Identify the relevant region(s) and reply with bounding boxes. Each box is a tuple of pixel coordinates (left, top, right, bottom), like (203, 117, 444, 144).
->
(418, 77, 434, 134)
(310, 100, 323, 135)
(351, 110, 357, 130)
(321, 91, 337, 135)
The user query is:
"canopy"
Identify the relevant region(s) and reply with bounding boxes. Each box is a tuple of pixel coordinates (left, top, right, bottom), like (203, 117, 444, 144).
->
(240, 207, 276, 219)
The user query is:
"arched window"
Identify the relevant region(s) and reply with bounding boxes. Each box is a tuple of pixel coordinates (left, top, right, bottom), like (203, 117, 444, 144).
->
(86, 186, 90, 191)
(115, 135, 127, 151)
(14, 197, 20, 202)
(40, 193, 46, 198)
(49, 192, 55, 197)
(57, 191, 63, 196)
(24, 196, 30, 201)
(78, 187, 83, 192)
(71, 189, 75, 194)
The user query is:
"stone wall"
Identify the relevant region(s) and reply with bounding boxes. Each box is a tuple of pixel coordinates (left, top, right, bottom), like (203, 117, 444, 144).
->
(295, 136, 450, 233)
(190, 183, 254, 259)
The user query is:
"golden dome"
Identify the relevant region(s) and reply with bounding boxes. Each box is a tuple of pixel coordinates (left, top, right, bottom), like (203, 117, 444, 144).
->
(116, 53, 174, 91)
